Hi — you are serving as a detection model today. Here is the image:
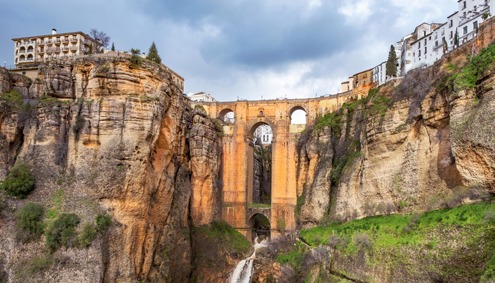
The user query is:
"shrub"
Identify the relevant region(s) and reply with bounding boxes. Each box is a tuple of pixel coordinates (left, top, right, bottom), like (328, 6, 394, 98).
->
(73, 115, 85, 134)
(16, 202, 44, 242)
(95, 213, 112, 231)
(45, 213, 80, 252)
(78, 223, 97, 248)
(0, 89, 23, 110)
(0, 163, 35, 198)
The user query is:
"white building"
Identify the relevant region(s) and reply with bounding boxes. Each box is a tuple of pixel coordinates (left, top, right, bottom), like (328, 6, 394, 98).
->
(372, 61, 387, 86)
(397, 0, 495, 76)
(187, 92, 216, 102)
(253, 125, 272, 145)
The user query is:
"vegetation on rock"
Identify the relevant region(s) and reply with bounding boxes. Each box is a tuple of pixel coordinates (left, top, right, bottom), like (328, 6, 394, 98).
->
(45, 213, 80, 252)
(16, 202, 44, 243)
(0, 163, 35, 199)
(146, 42, 162, 64)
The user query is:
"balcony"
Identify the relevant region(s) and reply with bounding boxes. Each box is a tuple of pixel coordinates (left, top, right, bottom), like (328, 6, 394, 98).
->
(71, 37, 78, 43)
(54, 47, 61, 53)
(62, 47, 69, 52)
(63, 38, 70, 44)
(70, 46, 78, 52)
(54, 39, 61, 45)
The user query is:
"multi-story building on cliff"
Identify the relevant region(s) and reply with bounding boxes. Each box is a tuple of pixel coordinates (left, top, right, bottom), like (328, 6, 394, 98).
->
(397, 0, 495, 76)
(12, 29, 101, 68)
(187, 92, 216, 102)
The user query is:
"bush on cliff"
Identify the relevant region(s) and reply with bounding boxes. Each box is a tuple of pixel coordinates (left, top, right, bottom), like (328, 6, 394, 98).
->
(0, 163, 35, 199)
(45, 213, 80, 252)
(16, 202, 44, 242)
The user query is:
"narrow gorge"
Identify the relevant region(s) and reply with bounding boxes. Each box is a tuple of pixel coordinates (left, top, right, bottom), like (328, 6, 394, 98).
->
(0, 24, 494, 283)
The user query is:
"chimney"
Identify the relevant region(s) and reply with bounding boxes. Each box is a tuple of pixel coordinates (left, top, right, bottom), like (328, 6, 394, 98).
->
(51, 28, 57, 35)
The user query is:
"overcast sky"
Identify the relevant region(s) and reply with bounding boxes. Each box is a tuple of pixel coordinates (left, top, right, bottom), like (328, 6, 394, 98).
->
(0, 0, 457, 101)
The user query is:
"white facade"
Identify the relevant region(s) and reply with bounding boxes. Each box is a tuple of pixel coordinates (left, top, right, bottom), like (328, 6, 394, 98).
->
(457, 0, 491, 44)
(397, 0, 494, 76)
(372, 61, 387, 86)
(187, 92, 216, 102)
(253, 125, 272, 145)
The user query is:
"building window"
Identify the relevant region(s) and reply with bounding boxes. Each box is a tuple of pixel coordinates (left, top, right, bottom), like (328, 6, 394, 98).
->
(450, 30, 453, 39)
(425, 47, 427, 54)
(450, 19, 453, 28)
(419, 50, 421, 57)
(464, 26, 468, 35)
(463, 1, 466, 9)
(474, 21, 478, 30)
(418, 42, 421, 48)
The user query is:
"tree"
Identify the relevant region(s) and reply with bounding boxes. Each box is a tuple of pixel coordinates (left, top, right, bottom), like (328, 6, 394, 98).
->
(385, 44, 398, 78)
(89, 28, 111, 52)
(129, 48, 142, 68)
(146, 42, 162, 64)
(111, 42, 115, 51)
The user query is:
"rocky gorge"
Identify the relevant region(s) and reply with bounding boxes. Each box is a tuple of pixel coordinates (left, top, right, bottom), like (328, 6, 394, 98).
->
(0, 24, 494, 283)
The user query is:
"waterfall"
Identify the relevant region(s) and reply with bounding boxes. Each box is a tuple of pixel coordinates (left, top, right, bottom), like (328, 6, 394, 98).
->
(229, 237, 268, 283)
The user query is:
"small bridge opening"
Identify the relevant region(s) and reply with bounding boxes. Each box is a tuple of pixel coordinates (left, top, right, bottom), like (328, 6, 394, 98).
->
(249, 213, 270, 242)
(219, 108, 235, 124)
(290, 107, 307, 125)
(249, 123, 272, 206)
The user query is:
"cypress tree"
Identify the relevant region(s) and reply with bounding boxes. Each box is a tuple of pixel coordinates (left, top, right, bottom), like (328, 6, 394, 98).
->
(146, 42, 162, 64)
(386, 44, 398, 78)
(111, 42, 115, 51)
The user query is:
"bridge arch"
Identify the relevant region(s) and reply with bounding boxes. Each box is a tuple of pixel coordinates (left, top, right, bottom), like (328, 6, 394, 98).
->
(247, 213, 270, 241)
(289, 105, 307, 125)
(218, 108, 235, 124)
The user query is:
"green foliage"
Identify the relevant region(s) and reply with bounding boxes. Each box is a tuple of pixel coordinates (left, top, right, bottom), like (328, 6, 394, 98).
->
(276, 241, 307, 268)
(369, 93, 391, 116)
(314, 111, 342, 133)
(78, 222, 97, 248)
(386, 44, 398, 78)
(111, 42, 115, 51)
(45, 189, 64, 220)
(300, 202, 495, 253)
(481, 253, 495, 282)
(212, 119, 224, 137)
(146, 42, 162, 64)
(453, 43, 495, 90)
(248, 203, 271, 209)
(16, 202, 44, 242)
(45, 213, 80, 252)
(0, 89, 23, 109)
(95, 213, 112, 231)
(195, 221, 250, 253)
(296, 194, 305, 216)
(130, 48, 142, 68)
(0, 163, 35, 199)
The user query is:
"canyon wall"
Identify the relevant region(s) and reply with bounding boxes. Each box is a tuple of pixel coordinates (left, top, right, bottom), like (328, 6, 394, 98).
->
(0, 55, 222, 282)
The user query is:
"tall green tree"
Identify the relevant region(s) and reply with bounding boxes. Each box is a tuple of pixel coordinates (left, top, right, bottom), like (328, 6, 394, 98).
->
(111, 42, 115, 51)
(386, 44, 398, 78)
(146, 42, 162, 64)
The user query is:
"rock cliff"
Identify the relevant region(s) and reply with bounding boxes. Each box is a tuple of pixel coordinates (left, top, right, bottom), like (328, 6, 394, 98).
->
(0, 54, 222, 282)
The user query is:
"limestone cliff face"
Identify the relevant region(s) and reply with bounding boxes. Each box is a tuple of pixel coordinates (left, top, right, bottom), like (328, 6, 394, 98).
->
(0, 55, 221, 282)
(297, 48, 494, 227)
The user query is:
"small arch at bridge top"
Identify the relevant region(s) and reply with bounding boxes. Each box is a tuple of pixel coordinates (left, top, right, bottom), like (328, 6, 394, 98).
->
(289, 106, 307, 125)
(248, 121, 275, 139)
(218, 108, 235, 124)
(248, 213, 271, 242)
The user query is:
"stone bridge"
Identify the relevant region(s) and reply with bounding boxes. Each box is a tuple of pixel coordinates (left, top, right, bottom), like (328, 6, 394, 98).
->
(195, 89, 366, 239)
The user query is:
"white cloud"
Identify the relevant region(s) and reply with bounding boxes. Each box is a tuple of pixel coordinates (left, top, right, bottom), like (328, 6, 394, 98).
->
(338, 0, 376, 25)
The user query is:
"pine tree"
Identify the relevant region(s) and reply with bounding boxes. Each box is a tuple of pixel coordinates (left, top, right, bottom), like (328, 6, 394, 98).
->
(454, 30, 459, 48)
(385, 44, 398, 78)
(146, 42, 161, 64)
(111, 42, 115, 51)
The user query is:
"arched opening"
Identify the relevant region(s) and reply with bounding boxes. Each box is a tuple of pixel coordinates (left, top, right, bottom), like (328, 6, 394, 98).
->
(290, 106, 307, 125)
(19, 55, 26, 62)
(219, 108, 235, 124)
(247, 122, 272, 206)
(27, 46, 34, 53)
(249, 213, 270, 242)
(27, 54, 34, 61)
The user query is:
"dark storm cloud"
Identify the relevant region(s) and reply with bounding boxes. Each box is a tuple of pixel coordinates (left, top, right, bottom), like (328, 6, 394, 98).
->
(138, 0, 357, 68)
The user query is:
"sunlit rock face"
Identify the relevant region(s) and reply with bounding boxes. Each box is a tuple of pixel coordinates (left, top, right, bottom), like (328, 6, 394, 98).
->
(0, 56, 221, 282)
